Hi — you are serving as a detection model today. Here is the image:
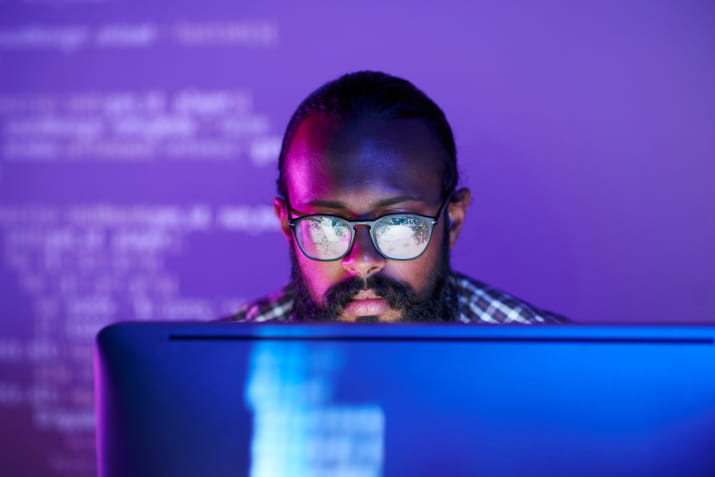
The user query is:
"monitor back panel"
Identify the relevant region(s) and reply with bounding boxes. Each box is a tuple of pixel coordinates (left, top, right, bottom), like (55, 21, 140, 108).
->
(94, 323, 715, 477)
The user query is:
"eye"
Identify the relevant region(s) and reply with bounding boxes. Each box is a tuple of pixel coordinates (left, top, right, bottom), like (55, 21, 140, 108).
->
(304, 216, 349, 239)
(375, 216, 431, 247)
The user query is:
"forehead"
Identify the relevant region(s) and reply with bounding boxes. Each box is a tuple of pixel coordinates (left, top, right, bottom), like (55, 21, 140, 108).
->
(284, 114, 447, 207)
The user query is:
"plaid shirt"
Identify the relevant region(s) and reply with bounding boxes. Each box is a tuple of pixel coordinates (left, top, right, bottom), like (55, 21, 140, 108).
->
(228, 271, 567, 324)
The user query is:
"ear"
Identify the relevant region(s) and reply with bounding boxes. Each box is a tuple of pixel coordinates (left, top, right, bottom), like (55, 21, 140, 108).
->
(273, 197, 293, 243)
(447, 188, 471, 249)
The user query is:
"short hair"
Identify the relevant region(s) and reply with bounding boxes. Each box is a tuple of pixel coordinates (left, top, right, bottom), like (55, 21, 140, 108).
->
(277, 71, 458, 200)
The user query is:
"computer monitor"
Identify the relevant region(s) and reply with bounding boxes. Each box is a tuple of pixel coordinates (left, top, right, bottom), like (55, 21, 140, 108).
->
(94, 323, 715, 477)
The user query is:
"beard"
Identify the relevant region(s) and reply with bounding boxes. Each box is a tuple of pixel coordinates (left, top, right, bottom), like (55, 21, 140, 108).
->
(289, 228, 458, 322)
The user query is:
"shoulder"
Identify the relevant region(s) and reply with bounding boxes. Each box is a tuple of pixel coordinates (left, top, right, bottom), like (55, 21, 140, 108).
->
(450, 271, 569, 324)
(223, 284, 295, 322)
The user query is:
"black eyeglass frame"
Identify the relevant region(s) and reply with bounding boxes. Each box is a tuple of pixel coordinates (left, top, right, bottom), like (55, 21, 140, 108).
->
(284, 191, 454, 262)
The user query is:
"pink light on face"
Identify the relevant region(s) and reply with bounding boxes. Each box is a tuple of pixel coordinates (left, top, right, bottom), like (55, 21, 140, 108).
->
(279, 114, 470, 322)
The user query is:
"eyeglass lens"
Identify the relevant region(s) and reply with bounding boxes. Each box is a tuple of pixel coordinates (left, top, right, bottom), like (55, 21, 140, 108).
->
(295, 214, 433, 260)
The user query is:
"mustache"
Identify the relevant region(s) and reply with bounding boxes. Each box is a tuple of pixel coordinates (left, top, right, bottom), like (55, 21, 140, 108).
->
(324, 274, 417, 314)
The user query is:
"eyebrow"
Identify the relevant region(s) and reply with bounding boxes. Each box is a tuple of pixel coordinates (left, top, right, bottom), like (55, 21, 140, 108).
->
(305, 195, 428, 210)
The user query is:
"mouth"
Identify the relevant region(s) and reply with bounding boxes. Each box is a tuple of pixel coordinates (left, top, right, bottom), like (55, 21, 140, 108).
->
(343, 289, 390, 317)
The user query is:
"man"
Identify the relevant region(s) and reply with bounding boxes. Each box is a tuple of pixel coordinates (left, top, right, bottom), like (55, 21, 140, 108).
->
(231, 71, 566, 323)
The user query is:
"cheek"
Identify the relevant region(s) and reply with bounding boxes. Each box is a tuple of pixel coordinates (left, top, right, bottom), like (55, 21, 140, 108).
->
(296, 254, 343, 302)
(384, 227, 445, 297)
(388, 258, 435, 298)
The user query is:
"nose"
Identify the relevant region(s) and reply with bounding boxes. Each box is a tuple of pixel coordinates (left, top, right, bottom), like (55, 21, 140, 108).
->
(341, 225, 386, 278)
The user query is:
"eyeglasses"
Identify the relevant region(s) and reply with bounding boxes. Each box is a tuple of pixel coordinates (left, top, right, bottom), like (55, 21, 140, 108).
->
(286, 193, 452, 261)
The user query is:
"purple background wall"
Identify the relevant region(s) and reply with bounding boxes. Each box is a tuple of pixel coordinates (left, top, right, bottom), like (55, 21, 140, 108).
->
(1, 0, 713, 475)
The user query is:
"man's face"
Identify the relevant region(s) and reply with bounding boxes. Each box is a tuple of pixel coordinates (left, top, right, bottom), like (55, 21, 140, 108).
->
(276, 114, 469, 322)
